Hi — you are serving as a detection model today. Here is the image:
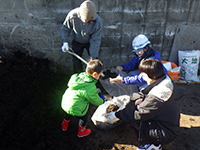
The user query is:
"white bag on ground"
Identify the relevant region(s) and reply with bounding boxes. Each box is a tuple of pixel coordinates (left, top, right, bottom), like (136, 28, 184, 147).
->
(91, 95, 130, 130)
(178, 50, 200, 81)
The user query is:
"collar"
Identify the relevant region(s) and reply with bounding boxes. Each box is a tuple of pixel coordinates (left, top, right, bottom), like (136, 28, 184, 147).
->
(142, 75, 166, 94)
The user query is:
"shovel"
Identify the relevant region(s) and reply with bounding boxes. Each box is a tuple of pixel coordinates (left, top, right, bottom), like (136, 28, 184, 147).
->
(65, 47, 105, 77)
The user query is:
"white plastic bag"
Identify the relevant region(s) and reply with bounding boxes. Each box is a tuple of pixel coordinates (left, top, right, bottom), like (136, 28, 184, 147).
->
(91, 95, 130, 130)
(178, 50, 200, 81)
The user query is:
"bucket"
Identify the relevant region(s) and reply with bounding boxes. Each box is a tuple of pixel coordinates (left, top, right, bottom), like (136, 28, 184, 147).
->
(162, 60, 181, 80)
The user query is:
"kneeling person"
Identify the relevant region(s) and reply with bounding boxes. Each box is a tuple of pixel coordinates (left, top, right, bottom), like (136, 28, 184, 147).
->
(106, 59, 183, 150)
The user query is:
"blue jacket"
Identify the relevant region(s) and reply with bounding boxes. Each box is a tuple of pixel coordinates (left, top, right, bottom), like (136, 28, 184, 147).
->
(121, 48, 168, 84)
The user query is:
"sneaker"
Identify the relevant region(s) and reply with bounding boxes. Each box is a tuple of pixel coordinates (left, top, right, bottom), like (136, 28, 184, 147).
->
(137, 144, 162, 150)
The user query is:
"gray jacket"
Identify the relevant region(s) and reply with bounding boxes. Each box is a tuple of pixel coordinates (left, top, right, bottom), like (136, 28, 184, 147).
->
(61, 7, 102, 58)
(115, 75, 184, 145)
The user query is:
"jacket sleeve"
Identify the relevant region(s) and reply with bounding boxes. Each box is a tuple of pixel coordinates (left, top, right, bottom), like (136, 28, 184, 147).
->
(116, 94, 163, 122)
(121, 56, 139, 71)
(60, 13, 72, 43)
(115, 106, 136, 122)
(122, 73, 146, 84)
(134, 95, 164, 121)
(85, 84, 104, 105)
(130, 92, 145, 101)
(89, 18, 102, 59)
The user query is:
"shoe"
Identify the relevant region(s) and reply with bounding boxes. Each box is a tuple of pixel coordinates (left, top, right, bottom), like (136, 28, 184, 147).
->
(137, 144, 162, 150)
(62, 119, 70, 131)
(77, 125, 91, 138)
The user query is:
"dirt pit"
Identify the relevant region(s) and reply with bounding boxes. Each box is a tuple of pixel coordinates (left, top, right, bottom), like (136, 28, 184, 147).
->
(0, 50, 200, 150)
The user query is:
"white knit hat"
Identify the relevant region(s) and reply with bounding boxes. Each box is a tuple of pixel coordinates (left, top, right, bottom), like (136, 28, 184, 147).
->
(80, 1, 96, 21)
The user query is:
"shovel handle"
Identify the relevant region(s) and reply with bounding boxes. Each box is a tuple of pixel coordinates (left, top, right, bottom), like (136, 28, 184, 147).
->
(66, 47, 105, 77)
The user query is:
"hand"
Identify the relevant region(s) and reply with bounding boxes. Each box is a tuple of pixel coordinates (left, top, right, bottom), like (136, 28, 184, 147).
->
(61, 42, 69, 52)
(110, 75, 123, 82)
(105, 112, 118, 121)
(135, 98, 143, 105)
(116, 66, 123, 71)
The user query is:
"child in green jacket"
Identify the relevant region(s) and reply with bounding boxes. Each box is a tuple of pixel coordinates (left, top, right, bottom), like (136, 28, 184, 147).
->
(61, 59, 104, 138)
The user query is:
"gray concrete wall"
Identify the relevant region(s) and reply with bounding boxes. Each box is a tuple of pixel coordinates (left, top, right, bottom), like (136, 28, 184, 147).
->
(0, 0, 200, 72)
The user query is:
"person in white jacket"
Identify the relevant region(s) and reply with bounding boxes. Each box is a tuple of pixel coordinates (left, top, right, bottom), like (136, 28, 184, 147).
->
(61, 0, 102, 73)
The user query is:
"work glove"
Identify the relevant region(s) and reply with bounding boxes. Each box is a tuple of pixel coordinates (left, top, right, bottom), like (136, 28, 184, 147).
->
(105, 112, 118, 121)
(99, 94, 107, 102)
(61, 42, 69, 52)
(99, 94, 105, 100)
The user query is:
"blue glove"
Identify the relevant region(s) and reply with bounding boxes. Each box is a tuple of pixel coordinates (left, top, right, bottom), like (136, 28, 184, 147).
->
(99, 94, 106, 100)
(99, 94, 106, 101)
(105, 112, 118, 121)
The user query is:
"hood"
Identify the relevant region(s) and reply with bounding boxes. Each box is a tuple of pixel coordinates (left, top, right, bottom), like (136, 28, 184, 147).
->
(68, 72, 97, 90)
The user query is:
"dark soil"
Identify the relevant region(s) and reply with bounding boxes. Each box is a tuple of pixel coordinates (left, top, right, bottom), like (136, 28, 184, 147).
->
(0, 50, 200, 150)
(106, 104, 119, 113)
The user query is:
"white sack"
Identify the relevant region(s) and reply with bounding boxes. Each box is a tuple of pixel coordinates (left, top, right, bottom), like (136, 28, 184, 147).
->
(91, 95, 130, 130)
(178, 50, 200, 81)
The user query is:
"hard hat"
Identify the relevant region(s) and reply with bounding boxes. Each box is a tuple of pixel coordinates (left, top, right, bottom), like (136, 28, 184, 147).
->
(80, 1, 96, 22)
(132, 34, 151, 52)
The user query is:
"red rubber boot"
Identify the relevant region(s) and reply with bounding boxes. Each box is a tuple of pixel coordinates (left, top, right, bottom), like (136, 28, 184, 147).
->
(62, 119, 70, 131)
(77, 125, 91, 138)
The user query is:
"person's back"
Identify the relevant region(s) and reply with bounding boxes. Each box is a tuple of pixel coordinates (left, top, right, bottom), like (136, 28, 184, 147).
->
(62, 72, 103, 116)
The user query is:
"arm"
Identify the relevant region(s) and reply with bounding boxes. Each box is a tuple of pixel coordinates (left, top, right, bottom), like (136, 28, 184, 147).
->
(89, 17, 102, 59)
(122, 73, 146, 84)
(61, 12, 72, 43)
(116, 94, 163, 122)
(121, 57, 139, 71)
(85, 84, 104, 105)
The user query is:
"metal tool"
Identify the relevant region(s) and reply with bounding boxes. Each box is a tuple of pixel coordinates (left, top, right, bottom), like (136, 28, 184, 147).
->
(65, 47, 105, 77)
(67, 47, 88, 65)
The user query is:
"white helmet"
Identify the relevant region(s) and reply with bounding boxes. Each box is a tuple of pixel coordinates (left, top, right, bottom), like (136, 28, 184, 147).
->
(132, 34, 151, 52)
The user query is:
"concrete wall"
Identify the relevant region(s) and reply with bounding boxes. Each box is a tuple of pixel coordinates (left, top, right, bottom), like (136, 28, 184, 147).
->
(1, 0, 200, 72)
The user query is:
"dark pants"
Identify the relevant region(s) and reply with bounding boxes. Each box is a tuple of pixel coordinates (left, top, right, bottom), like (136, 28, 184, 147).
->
(64, 111, 88, 127)
(132, 122, 149, 145)
(71, 40, 90, 73)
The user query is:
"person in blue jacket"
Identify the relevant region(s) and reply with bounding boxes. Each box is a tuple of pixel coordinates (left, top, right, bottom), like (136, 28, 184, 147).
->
(111, 34, 167, 90)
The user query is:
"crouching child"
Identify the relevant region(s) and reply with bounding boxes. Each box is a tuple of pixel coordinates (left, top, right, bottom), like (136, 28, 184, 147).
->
(61, 59, 105, 138)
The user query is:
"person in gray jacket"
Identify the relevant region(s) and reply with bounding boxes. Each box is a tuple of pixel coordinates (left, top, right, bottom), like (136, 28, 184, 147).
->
(61, 0, 102, 73)
(106, 59, 183, 150)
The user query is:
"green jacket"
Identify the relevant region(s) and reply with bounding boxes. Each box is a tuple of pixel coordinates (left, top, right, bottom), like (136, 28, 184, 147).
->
(61, 72, 104, 116)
